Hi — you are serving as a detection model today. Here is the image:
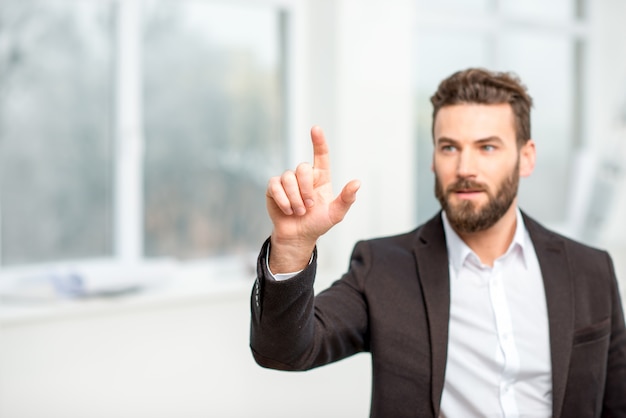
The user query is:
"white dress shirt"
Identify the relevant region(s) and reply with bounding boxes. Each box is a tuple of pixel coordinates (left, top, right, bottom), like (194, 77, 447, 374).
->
(440, 209, 552, 418)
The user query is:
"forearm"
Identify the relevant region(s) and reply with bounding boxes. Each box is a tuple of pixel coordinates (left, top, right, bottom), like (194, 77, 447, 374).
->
(250, 239, 319, 370)
(250, 239, 370, 371)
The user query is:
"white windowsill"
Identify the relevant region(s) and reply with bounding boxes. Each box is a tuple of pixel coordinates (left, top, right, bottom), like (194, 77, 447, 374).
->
(0, 256, 257, 325)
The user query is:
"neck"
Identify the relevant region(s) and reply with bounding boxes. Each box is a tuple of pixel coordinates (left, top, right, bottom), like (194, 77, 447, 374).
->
(454, 202, 519, 267)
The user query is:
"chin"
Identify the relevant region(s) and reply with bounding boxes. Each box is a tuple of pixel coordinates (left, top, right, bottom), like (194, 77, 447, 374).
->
(448, 199, 483, 212)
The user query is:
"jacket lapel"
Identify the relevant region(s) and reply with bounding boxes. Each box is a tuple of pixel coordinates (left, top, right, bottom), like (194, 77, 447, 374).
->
(523, 214, 574, 418)
(413, 213, 451, 417)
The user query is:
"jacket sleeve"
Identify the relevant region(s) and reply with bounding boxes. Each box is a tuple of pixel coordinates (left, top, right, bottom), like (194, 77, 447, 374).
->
(602, 252, 626, 415)
(249, 238, 370, 371)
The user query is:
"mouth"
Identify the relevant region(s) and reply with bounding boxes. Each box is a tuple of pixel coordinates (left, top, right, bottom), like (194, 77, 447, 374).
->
(452, 189, 485, 200)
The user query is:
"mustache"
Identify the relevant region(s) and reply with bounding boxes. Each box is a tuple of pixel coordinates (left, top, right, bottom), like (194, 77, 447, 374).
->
(446, 178, 488, 193)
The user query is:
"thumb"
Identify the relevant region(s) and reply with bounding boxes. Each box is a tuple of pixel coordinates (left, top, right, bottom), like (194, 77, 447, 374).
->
(329, 179, 361, 225)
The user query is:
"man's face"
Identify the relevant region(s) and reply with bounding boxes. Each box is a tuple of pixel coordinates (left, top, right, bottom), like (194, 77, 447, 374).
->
(432, 103, 535, 234)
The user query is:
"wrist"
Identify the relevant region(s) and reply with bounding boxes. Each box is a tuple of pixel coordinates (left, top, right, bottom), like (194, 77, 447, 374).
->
(268, 235, 316, 274)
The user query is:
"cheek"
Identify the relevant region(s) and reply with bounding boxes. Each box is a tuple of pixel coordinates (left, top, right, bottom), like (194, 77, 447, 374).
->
(433, 165, 456, 192)
(485, 160, 519, 188)
(432, 158, 455, 178)
(482, 157, 515, 178)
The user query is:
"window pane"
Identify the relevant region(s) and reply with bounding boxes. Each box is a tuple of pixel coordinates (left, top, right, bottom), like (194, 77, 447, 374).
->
(501, 0, 577, 21)
(143, 1, 284, 259)
(0, 1, 114, 265)
(497, 31, 576, 223)
(415, 31, 490, 223)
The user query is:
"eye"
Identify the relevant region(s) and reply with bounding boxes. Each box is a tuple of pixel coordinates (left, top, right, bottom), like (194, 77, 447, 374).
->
(481, 144, 496, 152)
(440, 145, 457, 152)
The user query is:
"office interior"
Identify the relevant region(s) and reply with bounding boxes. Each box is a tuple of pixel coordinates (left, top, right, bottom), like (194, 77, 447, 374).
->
(1, 0, 626, 417)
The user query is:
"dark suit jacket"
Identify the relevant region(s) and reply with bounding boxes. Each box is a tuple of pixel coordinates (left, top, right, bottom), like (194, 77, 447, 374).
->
(250, 212, 626, 417)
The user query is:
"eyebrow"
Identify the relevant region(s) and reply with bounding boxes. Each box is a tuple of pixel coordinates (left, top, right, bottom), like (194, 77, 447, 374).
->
(436, 136, 504, 145)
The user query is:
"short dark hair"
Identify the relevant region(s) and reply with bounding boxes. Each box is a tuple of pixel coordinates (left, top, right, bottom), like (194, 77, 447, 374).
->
(430, 68, 533, 147)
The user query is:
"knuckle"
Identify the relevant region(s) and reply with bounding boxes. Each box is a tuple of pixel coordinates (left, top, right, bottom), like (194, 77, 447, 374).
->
(268, 185, 280, 198)
(267, 176, 279, 188)
(296, 162, 312, 173)
(267, 178, 281, 193)
(281, 170, 295, 183)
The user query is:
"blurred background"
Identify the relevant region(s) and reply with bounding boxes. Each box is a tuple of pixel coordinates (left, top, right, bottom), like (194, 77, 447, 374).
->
(1, 0, 625, 417)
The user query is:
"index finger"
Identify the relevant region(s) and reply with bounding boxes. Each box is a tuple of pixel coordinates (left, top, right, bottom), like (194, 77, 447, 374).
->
(311, 126, 331, 170)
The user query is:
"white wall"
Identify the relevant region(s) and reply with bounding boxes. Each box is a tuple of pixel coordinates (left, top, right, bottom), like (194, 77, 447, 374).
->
(0, 286, 371, 418)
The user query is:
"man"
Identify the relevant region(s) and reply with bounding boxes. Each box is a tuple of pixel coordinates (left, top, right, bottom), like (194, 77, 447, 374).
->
(250, 68, 626, 417)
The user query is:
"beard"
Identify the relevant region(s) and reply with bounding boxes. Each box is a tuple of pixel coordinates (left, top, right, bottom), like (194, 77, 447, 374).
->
(435, 161, 520, 234)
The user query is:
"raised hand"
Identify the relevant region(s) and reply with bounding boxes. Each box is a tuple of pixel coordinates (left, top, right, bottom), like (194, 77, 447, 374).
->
(266, 126, 360, 273)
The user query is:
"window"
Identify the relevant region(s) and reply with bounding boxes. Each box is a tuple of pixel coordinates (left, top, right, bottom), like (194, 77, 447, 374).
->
(142, 1, 285, 260)
(0, 0, 289, 270)
(0, 1, 114, 265)
(415, 0, 587, 226)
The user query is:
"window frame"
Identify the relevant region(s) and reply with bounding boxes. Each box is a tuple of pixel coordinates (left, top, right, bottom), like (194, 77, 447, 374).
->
(0, 0, 302, 279)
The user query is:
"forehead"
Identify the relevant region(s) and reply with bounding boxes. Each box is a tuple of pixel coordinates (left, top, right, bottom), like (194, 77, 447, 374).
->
(434, 103, 516, 143)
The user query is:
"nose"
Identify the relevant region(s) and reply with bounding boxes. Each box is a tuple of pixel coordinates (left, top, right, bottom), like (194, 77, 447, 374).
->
(457, 149, 477, 178)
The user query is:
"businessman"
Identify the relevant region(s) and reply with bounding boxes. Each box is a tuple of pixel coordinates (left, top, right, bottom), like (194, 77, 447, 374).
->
(250, 68, 626, 417)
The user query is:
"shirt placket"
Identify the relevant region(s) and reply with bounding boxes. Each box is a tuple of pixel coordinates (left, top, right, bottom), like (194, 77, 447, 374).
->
(488, 261, 520, 418)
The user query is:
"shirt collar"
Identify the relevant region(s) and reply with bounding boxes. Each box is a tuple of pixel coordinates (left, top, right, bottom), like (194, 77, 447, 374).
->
(442, 208, 529, 274)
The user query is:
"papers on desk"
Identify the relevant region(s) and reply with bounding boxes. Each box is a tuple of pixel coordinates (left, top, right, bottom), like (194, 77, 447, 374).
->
(0, 259, 176, 302)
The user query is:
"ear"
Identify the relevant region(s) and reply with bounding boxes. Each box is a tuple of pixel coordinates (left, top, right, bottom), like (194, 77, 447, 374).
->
(519, 139, 536, 178)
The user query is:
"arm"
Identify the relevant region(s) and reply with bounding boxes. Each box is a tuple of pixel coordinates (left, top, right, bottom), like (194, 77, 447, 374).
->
(250, 238, 371, 371)
(250, 126, 362, 369)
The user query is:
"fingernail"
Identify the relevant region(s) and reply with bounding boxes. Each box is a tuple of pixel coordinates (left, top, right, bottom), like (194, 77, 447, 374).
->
(305, 199, 315, 208)
(295, 207, 306, 216)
